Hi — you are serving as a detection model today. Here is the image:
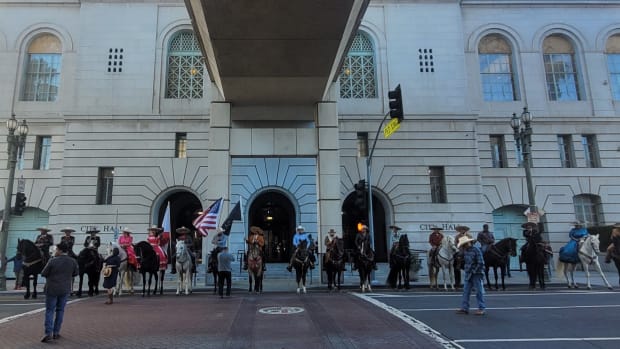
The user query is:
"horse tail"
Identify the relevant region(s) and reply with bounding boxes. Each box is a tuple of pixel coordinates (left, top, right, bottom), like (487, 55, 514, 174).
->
(555, 259, 565, 277)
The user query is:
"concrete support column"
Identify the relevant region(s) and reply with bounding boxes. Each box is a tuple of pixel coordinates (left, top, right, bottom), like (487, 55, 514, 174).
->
(316, 89, 340, 254)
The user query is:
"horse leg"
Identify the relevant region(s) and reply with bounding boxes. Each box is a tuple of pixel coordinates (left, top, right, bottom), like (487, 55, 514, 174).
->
(32, 275, 38, 299)
(77, 274, 84, 298)
(493, 267, 499, 290)
(500, 265, 506, 291)
(592, 260, 613, 290)
(23, 275, 31, 299)
(485, 267, 491, 290)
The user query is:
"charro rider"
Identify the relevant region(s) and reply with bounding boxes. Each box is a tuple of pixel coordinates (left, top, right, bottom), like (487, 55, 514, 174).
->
(83, 227, 101, 249)
(353, 225, 377, 271)
(60, 227, 77, 259)
(287, 225, 315, 272)
(244, 226, 266, 271)
(389, 225, 402, 249)
(559, 221, 588, 264)
(428, 227, 444, 266)
(605, 223, 620, 264)
(323, 228, 345, 271)
(118, 228, 139, 270)
(476, 224, 495, 254)
(147, 225, 168, 271)
(34, 226, 54, 255)
(208, 227, 228, 273)
(172, 226, 195, 274)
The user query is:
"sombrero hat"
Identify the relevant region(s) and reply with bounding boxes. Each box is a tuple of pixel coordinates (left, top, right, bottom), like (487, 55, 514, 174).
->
(86, 227, 100, 233)
(148, 225, 163, 232)
(296, 225, 305, 231)
(455, 225, 470, 233)
(328, 228, 337, 234)
(457, 236, 476, 249)
(36, 226, 51, 232)
(122, 227, 133, 234)
(176, 226, 190, 234)
(60, 227, 75, 233)
(571, 220, 584, 226)
(250, 226, 264, 235)
(430, 227, 443, 231)
(389, 225, 402, 231)
(521, 222, 537, 229)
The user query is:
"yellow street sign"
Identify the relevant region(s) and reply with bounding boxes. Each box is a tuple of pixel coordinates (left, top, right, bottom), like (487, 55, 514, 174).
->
(383, 118, 401, 138)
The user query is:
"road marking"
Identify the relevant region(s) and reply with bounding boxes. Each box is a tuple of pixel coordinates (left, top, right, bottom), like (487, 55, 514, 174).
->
(352, 293, 464, 349)
(0, 299, 85, 325)
(371, 290, 618, 298)
(455, 337, 620, 343)
(1, 303, 45, 306)
(402, 304, 620, 311)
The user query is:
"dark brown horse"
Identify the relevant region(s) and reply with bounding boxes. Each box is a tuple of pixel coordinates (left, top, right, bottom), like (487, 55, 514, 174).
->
(135, 241, 164, 296)
(387, 234, 411, 290)
(292, 240, 310, 294)
(17, 239, 49, 299)
(483, 238, 517, 291)
(324, 237, 346, 291)
(356, 239, 375, 292)
(76, 247, 103, 297)
(521, 237, 548, 290)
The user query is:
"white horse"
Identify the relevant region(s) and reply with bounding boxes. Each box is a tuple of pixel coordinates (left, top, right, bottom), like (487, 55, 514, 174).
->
(175, 240, 193, 295)
(556, 234, 613, 290)
(108, 243, 134, 296)
(428, 235, 458, 291)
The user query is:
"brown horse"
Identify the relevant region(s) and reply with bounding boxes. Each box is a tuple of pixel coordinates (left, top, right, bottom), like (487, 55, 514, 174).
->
(324, 237, 346, 291)
(17, 239, 49, 299)
(247, 241, 263, 294)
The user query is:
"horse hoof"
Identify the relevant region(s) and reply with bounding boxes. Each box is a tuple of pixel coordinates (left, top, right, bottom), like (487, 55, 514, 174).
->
(587, 286, 592, 290)
(608, 287, 613, 291)
(296, 288, 301, 294)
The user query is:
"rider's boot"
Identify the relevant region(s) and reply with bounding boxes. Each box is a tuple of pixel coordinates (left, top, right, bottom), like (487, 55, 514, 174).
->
(286, 264, 292, 272)
(605, 250, 612, 263)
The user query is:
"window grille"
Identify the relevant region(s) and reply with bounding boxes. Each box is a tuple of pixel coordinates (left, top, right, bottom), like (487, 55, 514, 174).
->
(165, 31, 204, 99)
(339, 32, 377, 99)
(21, 34, 62, 102)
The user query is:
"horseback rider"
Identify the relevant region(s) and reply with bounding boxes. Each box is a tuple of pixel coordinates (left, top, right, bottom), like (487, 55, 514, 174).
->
(389, 225, 402, 250)
(147, 225, 167, 271)
(118, 228, 139, 270)
(353, 225, 377, 271)
(428, 227, 444, 267)
(287, 225, 315, 272)
(560, 221, 588, 263)
(172, 226, 195, 274)
(34, 226, 54, 255)
(208, 227, 228, 273)
(605, 223, 620, 263)
(323, 228, 345, 272)
(245, 226, 266, 271)
(84, 227, 101, 249)
(477, 224, 495, 254)
(60, 227, 77, 259)
(519, 221, 541, 263)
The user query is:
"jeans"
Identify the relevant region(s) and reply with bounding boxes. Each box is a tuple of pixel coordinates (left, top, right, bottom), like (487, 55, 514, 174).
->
(218, 271, 231, 296)
(461, 273, 485, 311)
(44, 293, 69, 335)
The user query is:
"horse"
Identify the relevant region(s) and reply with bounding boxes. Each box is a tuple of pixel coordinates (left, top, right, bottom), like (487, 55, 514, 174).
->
(134, 241, 163, 296)
(109, 243, 134, 296)
(610, 246, 620, 287)
(292, 240, 311, 294)
(207, 249, 219, 295)
(76, 247, 103, 297)
(521, 236, 548, 290)
(324, 237, 346, 292)
(483, 238, 517, 291)
(428, 235, 457, 291)
(16, 239, 49, 299)
(355, 239, 375, 293)
(247, 241, 264, 294)
(387, 234, 411, 290)
(556, 234, 613, 290)
(175, 240, 193, 295)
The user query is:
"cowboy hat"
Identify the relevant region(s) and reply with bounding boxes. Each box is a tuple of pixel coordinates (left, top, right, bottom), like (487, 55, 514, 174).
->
(389, 225, 402, 231)
(122, 228, 133, 234)
(430, 227, 443, 231)
(328, 228, 337, 234)
(571, 220, 584, 226)
(457, 236, 475, 249)
(296, 225, 305, 231)
(36, 226, 51, 232)
(250, 226, 264, 235)
(86, 227, 100, 233)
(60, 227, 75, 233)
(176, 226, 190, 234)
(521, 222, 537, 229)
(360, 225, 369, 231)
(148, 225, 163, 232)
(455, 225, 470, 233)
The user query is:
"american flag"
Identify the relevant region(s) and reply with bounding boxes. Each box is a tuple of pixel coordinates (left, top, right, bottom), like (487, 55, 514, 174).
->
(192, 198, 223, 237)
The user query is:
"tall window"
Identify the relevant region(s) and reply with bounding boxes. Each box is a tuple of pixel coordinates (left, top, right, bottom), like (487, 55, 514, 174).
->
(165, 31, 204, 99)
(557, 135, 575, 168)
(33, 136, 51, 170)
(21, 34, 62, 102)
(339, 32, 377, 99)
(96, 167, 114, 205)
(573, 194, 603, 227)
(478, 34, 517, 101)
(606, 34, 620, 101)
(175, 133, 187, 158)
(489, 135, 507, 168)
(543, 34, 581, 101)
(581, 134, 600, 168)
(429, 166, 447, 203)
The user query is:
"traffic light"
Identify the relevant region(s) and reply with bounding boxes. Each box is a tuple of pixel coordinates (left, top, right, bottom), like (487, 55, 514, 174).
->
(388, 84, 403, 122)
(14, 192, 27, 216)
(354, 179, 367, 211)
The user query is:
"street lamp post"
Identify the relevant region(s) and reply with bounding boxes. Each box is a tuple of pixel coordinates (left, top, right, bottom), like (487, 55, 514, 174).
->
(511, 107, 536, 216)
(0, 114, 28, 291)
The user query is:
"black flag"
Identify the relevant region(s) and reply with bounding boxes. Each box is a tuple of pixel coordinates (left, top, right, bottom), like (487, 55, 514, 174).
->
(220, 201, 241, 235)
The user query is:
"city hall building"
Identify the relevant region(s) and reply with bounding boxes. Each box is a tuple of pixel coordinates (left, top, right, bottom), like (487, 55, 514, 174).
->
(1, 0, 620, 278)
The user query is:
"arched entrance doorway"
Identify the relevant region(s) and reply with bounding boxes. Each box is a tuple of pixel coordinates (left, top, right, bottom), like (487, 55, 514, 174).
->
(342, 193, 388, 262)
(4, 207, 49, 278)
(493, 205, 528, 268)
(248, 190, 295, 263)
(155, 191, 202, 260)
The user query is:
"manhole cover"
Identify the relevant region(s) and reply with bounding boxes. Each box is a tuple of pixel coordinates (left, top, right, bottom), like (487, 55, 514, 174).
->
(258, 306, 305, 315)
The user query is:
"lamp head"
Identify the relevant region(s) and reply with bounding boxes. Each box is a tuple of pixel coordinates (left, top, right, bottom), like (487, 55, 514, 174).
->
(6, 114, 18, 132)
(17, 120, 28, 136)
(510, 112, 521, 130)
(521, 107, 532, 123)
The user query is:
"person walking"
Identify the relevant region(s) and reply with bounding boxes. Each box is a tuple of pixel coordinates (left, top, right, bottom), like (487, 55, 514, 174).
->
(40, 242, 79, 343)
(455, 236, 486, 316)
(7, 252, 24, 290)
(102, 247, 121, 305)
(217, 246, 235, 298)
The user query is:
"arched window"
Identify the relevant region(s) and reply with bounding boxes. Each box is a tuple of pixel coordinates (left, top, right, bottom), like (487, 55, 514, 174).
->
(165, 31, 204, 99)
(573, 194, 603, 227)
(339, 32, 377, 99)
(606, 34, 620, 101)
(478, 34, 518, 101)
(543, 34, 581, 101)
(21, 34, 62, 102)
